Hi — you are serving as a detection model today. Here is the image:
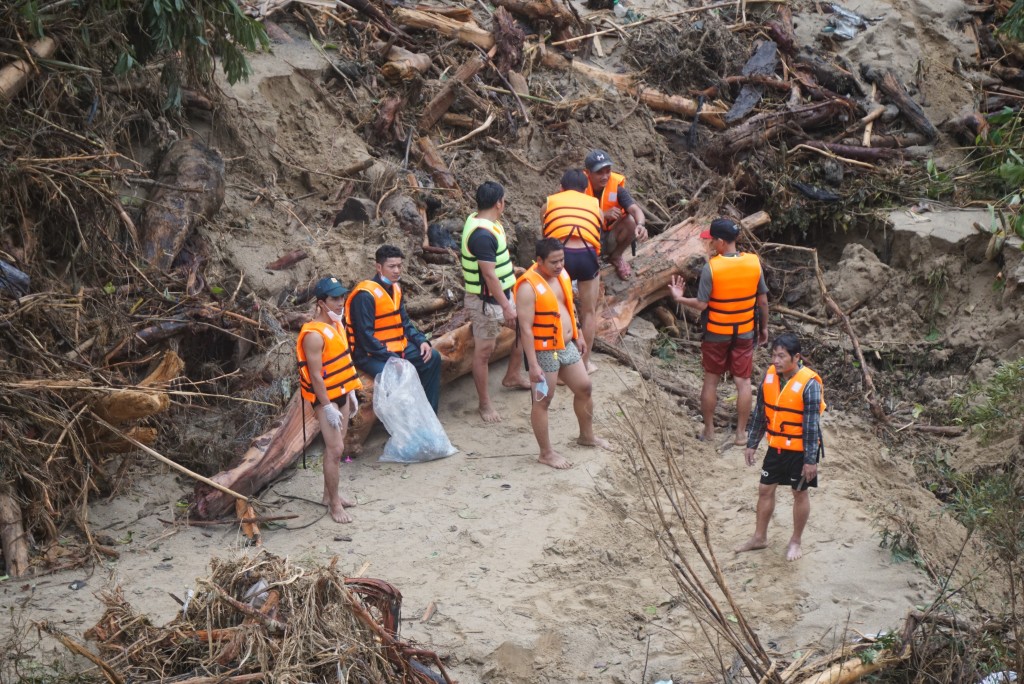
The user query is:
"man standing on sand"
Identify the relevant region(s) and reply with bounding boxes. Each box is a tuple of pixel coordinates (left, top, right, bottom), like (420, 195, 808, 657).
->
(736, 333, 825, 561)
(461, 181, 530, 422)
(297, 277, 363, 524)
(345, 245, 442, 413)
(583, 149, 648, 280)
(668, 217, 769, 445)
(541, 169, 604, 374)
(515, 238, 611, 469)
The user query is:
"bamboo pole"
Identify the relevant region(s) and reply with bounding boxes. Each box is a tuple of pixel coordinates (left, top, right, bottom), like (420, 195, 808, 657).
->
(0, 37, 58, 102)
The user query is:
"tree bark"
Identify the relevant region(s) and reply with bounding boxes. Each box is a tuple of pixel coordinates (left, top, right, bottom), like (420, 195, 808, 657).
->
(141, 139, 225, 271)
(416, 136, 460, 193)
(861, 66, 938, 141)
(380, 46, 433, 83)
(418, 53, 488, 131)
(493, 0, 579, 43)
(192, 212, 770, 519)
(0, 492, 29, 578)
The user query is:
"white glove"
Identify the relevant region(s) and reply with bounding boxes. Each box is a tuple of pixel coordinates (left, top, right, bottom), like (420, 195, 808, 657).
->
(322, 402, 343, 430)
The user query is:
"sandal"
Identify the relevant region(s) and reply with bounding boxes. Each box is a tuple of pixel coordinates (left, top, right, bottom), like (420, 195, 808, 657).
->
(610, 256, 632, 279)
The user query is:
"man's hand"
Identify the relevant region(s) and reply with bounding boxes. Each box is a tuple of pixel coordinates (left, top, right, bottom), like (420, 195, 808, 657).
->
(528, 364, 545, 384)
(419, 342, 433, 362)
(744, 447, 757, 467)
(575, 337, 587, 357)
(758, 327, 769, 346)
(668, 275, 685, 302)
(322, 402, 343, 430)
(801, 463, 818, 482)
(513, 266, 526, 277)
(604, 206, 622, 223)
(635, 223, 649, 241)
(502, 304, 517, 328)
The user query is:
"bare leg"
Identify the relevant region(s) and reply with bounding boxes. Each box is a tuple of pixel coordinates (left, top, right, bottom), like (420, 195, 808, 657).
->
(502, 335, 529, 389)
(787, 489, 810, 561)
(317, 400, 355, 524)
(531, 369, 572, 469)
(700, 372, 720, 441)
(472, 336, 501, 422)
(559, 359, 610, 450)
(736, 483, 776, 553)
(576, 278, 600, 373)
(734, 376, 752, 444)
(607, 215, 637, 278)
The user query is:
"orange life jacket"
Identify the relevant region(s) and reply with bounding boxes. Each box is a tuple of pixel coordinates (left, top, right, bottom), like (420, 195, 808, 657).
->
(706, 252, 762, 337)
(296, 320, 362, 404)
(543, 190, 603, 252)
(513, 265, 579, 351)
(344, 280, 407, 354)
(585, 171, 627, 231)
(763, 364, 825, 453)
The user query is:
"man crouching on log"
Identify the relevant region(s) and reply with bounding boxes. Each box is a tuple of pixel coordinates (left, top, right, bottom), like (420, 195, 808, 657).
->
(515, 238, 611, 469)
(297, 277, 362, 523)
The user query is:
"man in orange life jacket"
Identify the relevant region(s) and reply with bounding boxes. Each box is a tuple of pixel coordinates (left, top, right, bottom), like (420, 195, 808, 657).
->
(583, 149, 648, 280)
(668, 217, 769, 445)
(297, 276, 363, 524)
(515, 238, 611, 469)
(737, 333, 825, 561)
(541, 169, 604, 374)
(461, 181, 529, 423)
(345, 245, 442, 413)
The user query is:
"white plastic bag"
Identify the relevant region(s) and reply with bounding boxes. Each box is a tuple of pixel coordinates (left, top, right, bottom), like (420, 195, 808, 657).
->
(373, 357, 456, 463)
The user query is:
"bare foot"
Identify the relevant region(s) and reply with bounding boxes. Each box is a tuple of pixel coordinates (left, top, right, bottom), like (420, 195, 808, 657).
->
(479, 404, 502, 423)
(585, 361, 598, 374)
(328, 499, 353, 524)
(324, 492, 357, 508)
(502, 376, 531, 390)
(786, 541, 803, 561)
(539, 451, 574, 469)
(577, 435, 613, 450)
(735, 536, 769, 554)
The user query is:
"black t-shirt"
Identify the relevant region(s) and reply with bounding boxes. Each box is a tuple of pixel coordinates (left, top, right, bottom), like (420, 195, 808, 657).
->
(467, 228, 509, 304)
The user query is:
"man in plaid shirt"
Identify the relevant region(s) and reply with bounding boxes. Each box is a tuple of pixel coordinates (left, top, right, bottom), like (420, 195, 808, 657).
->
(737, 333, 825, 561)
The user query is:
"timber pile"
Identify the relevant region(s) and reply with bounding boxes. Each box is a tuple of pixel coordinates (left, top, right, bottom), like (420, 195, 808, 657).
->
(47, 553, 452, 683)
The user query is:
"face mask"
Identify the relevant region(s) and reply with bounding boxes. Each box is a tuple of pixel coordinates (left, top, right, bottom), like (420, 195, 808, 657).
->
(379, 275, 392, 286)
(327, 309, 343, 323)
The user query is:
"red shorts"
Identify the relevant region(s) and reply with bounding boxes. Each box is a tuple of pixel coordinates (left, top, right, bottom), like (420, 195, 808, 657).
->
(701, 337, 754, 378)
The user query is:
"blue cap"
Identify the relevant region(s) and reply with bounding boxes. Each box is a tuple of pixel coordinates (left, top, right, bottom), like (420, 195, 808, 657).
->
(585, 149, 613, 172)
(314, 276, 347, 300)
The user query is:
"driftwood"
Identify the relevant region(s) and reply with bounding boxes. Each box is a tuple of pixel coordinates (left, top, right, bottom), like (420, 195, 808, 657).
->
(0, 491, 29, 577)
(415, 136, 460, 193)
(380, 45, 432, 82)
(418, 53, 489, 131)
(493, 0, 578, 43)
(141, 139, 226, 271)
(265, 249, 308, 271)
(861, 66, 938, 141)
(726, 41, 779, 123)
(542, 51, 728, 129)
(192, 211, 771, 519)
(717, 100, 855, 161)
(393, 8, 494, 50)
(0, 36, 58, 103)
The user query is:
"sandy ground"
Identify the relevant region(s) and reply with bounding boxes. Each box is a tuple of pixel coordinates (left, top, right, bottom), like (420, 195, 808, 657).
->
(1, 343, 937, 683)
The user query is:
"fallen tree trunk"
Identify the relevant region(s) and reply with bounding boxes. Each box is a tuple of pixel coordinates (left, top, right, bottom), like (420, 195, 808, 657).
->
(0, 36, 58, 103)
(192, 211, 769, 518)
(141, 139, 226, 271)
(418, 52, 489, 131)
(0, 491, 29, 578)
(393, 8, 494, 50)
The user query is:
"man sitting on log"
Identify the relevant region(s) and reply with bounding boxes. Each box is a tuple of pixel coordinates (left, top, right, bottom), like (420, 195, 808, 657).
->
(461, 181, 529, 423)
(345, 245, 442, 413)
(515, 238, 611, 469)
(298, 277, 363, 524)
(583, 149, 648, 280)
(668, 218, 769, 445)
(737, 333, 825, 561)
(541, 169, 604, 374)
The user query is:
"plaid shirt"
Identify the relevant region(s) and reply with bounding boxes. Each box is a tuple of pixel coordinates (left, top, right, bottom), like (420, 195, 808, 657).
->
(746, 366, 823, 465)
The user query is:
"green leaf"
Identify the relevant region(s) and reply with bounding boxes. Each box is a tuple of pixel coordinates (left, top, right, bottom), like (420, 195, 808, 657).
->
(726, 614, 739, 623)
(644, 605, 657, 616)
(103, 282, 116, 295)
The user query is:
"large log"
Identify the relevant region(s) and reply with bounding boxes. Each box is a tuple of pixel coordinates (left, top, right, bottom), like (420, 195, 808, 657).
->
(418, 53, 488, 131)
(191, 212, 769, 518)
(0, 491, 29, 578)
(393, 8, 494, 50)
(0, 36, 58, 103)
(861, 66, 938, 142)
(141, 139, 225, 271)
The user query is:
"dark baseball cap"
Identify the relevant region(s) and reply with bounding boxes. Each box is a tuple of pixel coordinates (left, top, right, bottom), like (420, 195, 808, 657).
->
(314, 276, 347, 300)
(585, 149, 613, 172)
(700, 218, 742, 241)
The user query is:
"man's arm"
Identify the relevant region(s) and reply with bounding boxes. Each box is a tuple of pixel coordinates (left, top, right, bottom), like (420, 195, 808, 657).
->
(743, 382, 768, 466)
(670, 264, 711, 312)
(351, 291, 394, 361)
(755, 292, 769, 345)
(801, 379, 822, 471)
(479, 261, 516, 326)
(515, 284, 543, 383)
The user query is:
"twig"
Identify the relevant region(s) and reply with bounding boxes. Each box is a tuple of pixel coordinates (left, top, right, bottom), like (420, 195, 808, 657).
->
(473, 45, 530, 123)
(774, 304, 827, 326)
(437, 113, 496, 149)
(478, 83, 558, 105)
(790, 143, 876, 170)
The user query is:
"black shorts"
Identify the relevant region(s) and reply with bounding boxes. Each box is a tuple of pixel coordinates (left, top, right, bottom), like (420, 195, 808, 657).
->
(562, 246, 600, 282)
(760, 447, 817, 490)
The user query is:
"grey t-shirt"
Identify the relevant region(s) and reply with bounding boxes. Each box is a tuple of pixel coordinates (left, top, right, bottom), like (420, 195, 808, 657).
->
(697, 253, 768, 342)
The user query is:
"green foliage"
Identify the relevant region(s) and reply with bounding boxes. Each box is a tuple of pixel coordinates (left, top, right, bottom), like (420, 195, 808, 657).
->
(1001, 0, 1024, 42)
(950, 358, 1024, 442)
(946, 472, 1024, 564)
(652, 333, 678, 360)
(878, 525, 924, 567)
